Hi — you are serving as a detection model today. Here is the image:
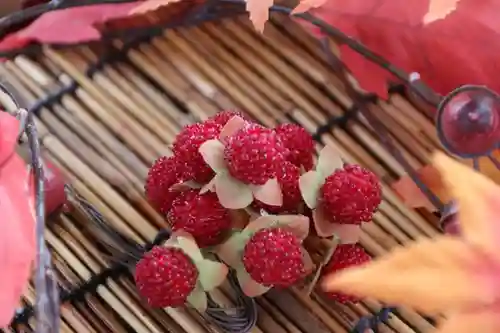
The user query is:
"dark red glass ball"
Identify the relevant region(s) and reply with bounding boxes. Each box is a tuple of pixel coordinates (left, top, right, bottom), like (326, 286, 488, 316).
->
(438, 88, 500, 156)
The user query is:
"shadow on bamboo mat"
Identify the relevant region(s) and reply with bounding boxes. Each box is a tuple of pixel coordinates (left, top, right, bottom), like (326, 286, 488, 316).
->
(3, 15, 443, 333)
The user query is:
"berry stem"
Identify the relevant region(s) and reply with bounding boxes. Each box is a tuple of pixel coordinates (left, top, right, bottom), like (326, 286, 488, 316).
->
(304, 235, 339, 295)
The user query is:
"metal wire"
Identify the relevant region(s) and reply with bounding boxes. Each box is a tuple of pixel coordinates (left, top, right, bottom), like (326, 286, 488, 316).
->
(65, 186, 258, 333)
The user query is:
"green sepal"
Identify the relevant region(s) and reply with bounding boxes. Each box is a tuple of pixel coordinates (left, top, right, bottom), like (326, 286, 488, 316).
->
(216, 229, 253, 268)
(195, 259, 228, 291)
(235, 264, 271, 297)
(186, 283, 208, 312)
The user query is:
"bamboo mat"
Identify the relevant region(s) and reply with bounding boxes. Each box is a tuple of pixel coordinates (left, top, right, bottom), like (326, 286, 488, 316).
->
(1, 15, 446, 333)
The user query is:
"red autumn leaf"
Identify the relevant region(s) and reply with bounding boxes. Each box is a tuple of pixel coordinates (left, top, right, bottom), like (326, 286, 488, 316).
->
(392, 149, 500, 211)
(0, 0, 210, 53)
(0, 112, 36, 327)
(130, 0, 183, 14)
(0, 0, 335, 50)
(0, 2, 139, 52)
(302, 0, 500, 98)
(132, 0, 329, 32)
(391, 164, 445, 211)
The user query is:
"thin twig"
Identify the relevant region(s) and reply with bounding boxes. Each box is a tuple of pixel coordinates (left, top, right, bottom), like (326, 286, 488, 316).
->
(0, 81, 60, 333)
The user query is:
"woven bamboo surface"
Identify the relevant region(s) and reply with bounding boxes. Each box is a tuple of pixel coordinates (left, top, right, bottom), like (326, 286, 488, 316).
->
(2, 15, 445, 333)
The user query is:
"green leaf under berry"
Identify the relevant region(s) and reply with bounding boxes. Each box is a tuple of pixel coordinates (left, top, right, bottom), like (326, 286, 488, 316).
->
(301, 247, 314, 274)
(329, 223, 363, 244)
(244, 215, 277, 233)
(312, 206, 363, 240)
(245, 214, 310, 240)
(214, 173, 254, 209)
(199, 139, 226, 173)
(196, 259, 228, 291)
(187, 284, 208, 312)
(275, 215, 310, 240)
(317, 145, 343, 179)
(200, 176, 216, 194)
(312, 205, 335, 237)
(249, 177, 283, 206)
(218, 214, 310, 269)
(176, 233, 204, 263)
(216, 230, 253, 267)
(299, 170, 323, 209)
(163, 233, 180, 247)
(219, 115, 246, 140)
(235, 265, 271, 297)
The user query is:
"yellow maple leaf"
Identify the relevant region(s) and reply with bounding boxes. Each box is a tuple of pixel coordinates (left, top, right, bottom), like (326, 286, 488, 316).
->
(423, 0, 460, 24)
(323, 151, 500, 333)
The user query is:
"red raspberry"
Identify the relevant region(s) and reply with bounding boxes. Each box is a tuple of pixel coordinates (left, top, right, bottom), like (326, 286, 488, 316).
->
(172, 122, 222, 183)
(224, 124, 286, 185)
(253, 161, 303, 214)
(145, 156, 186, 214)
(168, 190, 231, 247)
(134, 246, 198, 308)
(275, 123, 315, 170)
(242, 227, 305, 287)
(322, 244, 371, 304)
(320, 164, 381, 224)
(206, 110, 253, 126)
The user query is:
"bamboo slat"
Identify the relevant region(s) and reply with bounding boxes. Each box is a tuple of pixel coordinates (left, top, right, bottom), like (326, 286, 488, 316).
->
(3, 15, 447, 333)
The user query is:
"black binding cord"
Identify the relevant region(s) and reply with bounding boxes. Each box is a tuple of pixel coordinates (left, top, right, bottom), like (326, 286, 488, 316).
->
(11, 186, 258, 333)
(11, 210, 171, 328)
(71, 188, 258, 333)
(310, 94, 378, 143)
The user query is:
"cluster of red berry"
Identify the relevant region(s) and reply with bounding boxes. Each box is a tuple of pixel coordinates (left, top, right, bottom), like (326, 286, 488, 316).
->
(136, 111, 382, 310)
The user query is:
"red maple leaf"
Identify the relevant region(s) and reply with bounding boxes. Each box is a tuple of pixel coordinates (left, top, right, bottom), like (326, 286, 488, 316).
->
(0, 0, 208, 53)
(0, 2, 139, 52)
(0, 112, 36, 327)
(303, 0, 500, 98)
